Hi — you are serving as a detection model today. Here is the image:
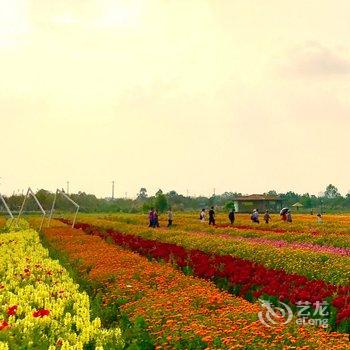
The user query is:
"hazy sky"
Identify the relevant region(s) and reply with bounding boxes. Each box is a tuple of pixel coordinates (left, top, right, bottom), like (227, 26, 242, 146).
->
(1, 0, 350, 198)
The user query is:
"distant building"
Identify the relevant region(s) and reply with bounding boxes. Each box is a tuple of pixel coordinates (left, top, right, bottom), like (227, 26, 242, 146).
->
(233, 194, 282, 213)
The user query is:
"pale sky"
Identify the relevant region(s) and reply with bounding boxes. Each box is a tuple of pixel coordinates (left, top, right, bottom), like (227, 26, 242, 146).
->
(1, 0, 350, 198)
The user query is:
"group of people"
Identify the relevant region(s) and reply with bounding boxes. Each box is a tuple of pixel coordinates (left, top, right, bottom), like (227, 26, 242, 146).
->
(148, 206, 307, 228)
(148, 208, 173, 228)
(148, 208, 160, 228)
(250, 208, 293, 224)
(250, 209, 272, 224)
(199, 207, 217, 225)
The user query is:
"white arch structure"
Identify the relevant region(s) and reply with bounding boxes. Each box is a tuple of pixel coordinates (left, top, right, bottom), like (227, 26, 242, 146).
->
(47, 189, 79, 228)
(17, 187, 46, 230)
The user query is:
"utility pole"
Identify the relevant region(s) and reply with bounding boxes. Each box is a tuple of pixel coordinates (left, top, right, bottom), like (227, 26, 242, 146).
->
(111, 181, 115, 200)
(66, 181, 70, 195)
(125, 192, 127, 199)
(213, 188, 216, 196)
(186, 189, 189, 197)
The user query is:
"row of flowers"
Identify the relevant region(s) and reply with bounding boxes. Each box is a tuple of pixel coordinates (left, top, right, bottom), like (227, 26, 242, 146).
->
(97, 216, 350, 256)
(98, 212, 350, 240)
(185, 212, 350, 233)
(41, 221, 350, 349)
(0, 228, 124, 349)
(96, 212, 350, 249)
(66, 217, 350, 286)
(180, 213, 350, 236)
(67, 220, 350, 332)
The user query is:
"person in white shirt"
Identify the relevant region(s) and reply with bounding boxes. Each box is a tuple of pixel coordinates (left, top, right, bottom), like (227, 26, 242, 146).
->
(167, 208, 174, 227)
(199, 209, 206, 222)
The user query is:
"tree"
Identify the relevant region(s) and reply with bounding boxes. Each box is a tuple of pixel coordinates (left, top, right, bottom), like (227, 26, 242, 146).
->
(155, 192, 168, 212)
(266, 190, 278, 196)
(324, 184, 341, 199)
(300, 193, 312, 208)
(35, 189, 53, 210)
(167, 190, 178, 198)
(155, 189, 163, 196)
(137, 187, 148, 200)
(224, 201, 235, 210)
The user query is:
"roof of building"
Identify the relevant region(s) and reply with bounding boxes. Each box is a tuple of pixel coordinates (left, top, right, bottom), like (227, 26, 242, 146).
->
(234, 194, 281, 201)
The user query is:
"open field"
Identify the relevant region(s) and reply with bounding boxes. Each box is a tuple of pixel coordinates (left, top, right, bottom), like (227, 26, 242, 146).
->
(20, 212, 349, 349)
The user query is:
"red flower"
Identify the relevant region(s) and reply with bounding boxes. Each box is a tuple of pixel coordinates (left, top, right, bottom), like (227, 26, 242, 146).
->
(33, 309, 50, 318)
(7, 305, 18, 316)
(0, 321, 8, 330)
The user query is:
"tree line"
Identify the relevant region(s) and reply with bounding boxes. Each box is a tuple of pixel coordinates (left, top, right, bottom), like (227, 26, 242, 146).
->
(1, 184, 349, 214)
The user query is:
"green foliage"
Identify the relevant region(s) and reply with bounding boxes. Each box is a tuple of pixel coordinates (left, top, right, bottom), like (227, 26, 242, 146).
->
(224, 201, 235, 210)
(137, 188, 148, 200)
(2, 185, 350, 214)
(154, 191, 168, 213)
(324, 184, 341, 199)
(120, 315, 154, 350)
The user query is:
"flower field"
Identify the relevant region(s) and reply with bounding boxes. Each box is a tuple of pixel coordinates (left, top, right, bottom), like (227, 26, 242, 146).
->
(31, 218, 350, 349)
(70, 218, 350, 285)
(57, 214, 350, 334)
(0, 225, 123, 349)
(5, 212, 349, 349)
(98, 213, 350, 247)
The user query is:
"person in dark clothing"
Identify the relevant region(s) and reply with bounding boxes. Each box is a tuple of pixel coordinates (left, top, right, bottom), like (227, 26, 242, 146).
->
(264, 210, 271, 224)
(148, 208, 155, 227)
(209, 206, 215, 226)
(228, 209, 235, 224)
(154, 210, 160, 227)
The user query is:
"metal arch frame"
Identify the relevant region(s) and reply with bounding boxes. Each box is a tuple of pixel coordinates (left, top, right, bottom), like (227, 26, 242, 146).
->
(47, 189, 79, 228)
(0, 193, 14, 227)
(17, 187, 46, 230)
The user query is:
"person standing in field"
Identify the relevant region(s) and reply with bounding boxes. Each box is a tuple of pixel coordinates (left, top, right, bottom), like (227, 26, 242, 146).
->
(317, 213, 323, 223)
(228, 208, 235, 224)
(167, 208, 173, 227)
(199, 209, 206, 222)
(264, 210, 271, 224)
(209, 206, 215, 226)
(251, 209, 259, 223)
(286, 210, 292, 223)
(154, 210, 160, 227)
(148, 208, 155, 228)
